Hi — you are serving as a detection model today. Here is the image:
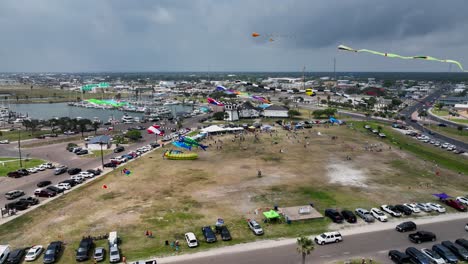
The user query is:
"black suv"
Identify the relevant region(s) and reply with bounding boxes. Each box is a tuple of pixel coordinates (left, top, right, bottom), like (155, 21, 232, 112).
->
(44, 241, 63, 264)
(396, 221, 417, 232)
(19, 196, 39, 206)
(324, 209, 343, 223)
(5, 200, 29, 211)
(405, 247, 431, 264)
(456, 238, 468, 250)
(441, 240, 468, 261)
(201, 226, 217, 243)
(46, 186, 64, 194)
(76, 237, 94, 261)
(7, 169, 29, 178)
(114, 146, 125, 153)
(409, 231, 436, 244)
(341, 210, 357, 223)
(218, 226, 232, 241)
(68, 168, 82, 175)
(394, 204, 412, 216)
(6, 248, 26, 264)
(388, 250, 410, 264)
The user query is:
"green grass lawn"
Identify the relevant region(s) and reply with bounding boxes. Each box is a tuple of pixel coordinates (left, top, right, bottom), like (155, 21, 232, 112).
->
(426, 124, 468, 141)
(0, 158, 45, 176)
(0, 130, 52, 142)
(351, 121, 468, 175)
(431, 109, 450, 116)
(450, 118, 468, 124)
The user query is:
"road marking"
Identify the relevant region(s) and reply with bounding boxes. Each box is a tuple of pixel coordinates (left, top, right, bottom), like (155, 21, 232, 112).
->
(320, 255, 332, 258)
(343, 252, 350, 255)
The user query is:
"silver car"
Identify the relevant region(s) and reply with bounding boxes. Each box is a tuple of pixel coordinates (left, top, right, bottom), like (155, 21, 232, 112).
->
(94, 247, 105, 262)
(355, 208, 375, 223)
(109, 245, 120, 263)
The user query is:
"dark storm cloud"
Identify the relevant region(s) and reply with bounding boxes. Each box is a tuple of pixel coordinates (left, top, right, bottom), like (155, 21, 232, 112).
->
(0, 0, 467, 72)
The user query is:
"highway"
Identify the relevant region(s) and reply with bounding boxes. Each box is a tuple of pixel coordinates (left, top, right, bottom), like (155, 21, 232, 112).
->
(163, 217, 468, 264)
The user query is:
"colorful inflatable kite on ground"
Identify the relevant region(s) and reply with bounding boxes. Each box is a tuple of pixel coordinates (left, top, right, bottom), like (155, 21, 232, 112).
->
(177, 136, 208, 151)
(147, 125, 164, 135)
(163, 150, 198, 160)
(338, 45, 468, 72)
(207, 98, 224, 106)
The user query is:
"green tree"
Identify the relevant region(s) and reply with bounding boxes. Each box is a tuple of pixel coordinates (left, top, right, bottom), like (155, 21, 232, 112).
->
(383, 80, 394, 88)
(126, 130, 142, 141)
(92, 122, 101, 135)
(288, 109, 301, 118)
(457, 125, 463, 134)
(434, 102, 444, 111)
(213, 112, 225, 120)
(297, 236, 314, 264)
(77, 119, 92, 137)
(320, 99, 327, 105)
(113, 135, 126, 145)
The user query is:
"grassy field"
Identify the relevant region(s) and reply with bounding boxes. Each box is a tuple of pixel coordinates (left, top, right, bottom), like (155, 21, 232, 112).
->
(0, 125, 467, 263)
(450, 118, 468, 124)
(0, 130, 52, 142)
(0, 85, 123, 103)
(426, 124, 468, 142)
(351, 121, 468, 175)
(0, 158, 45, 176)
(431, 109, 450, 117)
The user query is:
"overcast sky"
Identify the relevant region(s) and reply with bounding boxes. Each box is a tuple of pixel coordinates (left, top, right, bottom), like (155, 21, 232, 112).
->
(1, 0, 468, 72)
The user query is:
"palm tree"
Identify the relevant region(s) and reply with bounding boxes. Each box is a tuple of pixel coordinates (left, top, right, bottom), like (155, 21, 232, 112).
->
(77, 119, 92, 137)
(297, 236, 314, 264)
(92, 122, 100, 135)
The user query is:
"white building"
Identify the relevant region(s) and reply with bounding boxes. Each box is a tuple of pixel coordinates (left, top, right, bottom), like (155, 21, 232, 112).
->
(262, 105, 289, 117)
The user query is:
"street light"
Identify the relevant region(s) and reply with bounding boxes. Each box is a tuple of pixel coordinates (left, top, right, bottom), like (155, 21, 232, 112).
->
(18, 129, 23, 168)
(99, 141, 105, 169)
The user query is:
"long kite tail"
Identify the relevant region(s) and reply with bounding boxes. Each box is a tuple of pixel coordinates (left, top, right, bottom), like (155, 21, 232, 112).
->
(338, 44, 468, 72)
(199, 144, 208, 151)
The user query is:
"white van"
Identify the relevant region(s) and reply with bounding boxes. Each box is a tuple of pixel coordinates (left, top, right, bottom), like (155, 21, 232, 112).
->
(108, 231, 118, 246)
(314, 231, 343, 245)
(0, 245, 11, 264)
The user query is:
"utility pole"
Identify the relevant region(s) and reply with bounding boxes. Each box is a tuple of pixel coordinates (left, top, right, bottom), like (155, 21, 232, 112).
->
(18, 129, 23, 168)
(333, 57, 336, 80)
(302, 66, 306, 91)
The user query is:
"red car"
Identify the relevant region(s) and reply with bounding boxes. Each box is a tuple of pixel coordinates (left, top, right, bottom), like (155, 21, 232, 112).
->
(444, 199, 467, 212)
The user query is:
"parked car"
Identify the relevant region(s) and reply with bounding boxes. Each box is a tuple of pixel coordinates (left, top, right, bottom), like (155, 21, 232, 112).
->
(340, 210, 357, 223)
(46, 186, 64, 194)
(426, 203, 446, 213)
(5, 200, 29, 211)
(184, 232, 199, 248)
(416, 203, 433, 212)
(314, 231, 343, 245)
(27, 167, 39, 174)
(405, 247, 431, 264)
(219, 226, 232, 241)
(420, 248, 446, 264)
(76, 237, 94, 262)
(67, 168, 82, 175)
(247, 219, 264, 235)
(103, 162, 117, 168)
(0, 139, 9, 144)
(19, 196, 39, 206)
(6, 248, 26, 264)
(76, 149, 89, 155)
(87, 169, 102, 176)
(54, 166, 68, 175)
(381, 205, 402, 217)
(403, 203, 421, 213)
(43, 241, 63, 264)
(409, 231, 436, 244)
(114, 146, 125, 153)
(34, 188, 56, 198)
(324, 209, 344, 223)
(60, 179, 78, 187)
(443, 199, 467, 212)
(388, 250, 410, 264)
(370, 208, 388, 222)
(201, 226, 217, 243)
(394, 204, 412, 216)
(7, 169, 29, 178)
(93, 247, 105, 262)
(441, 240, 468, 261)
(37, 181, 52, 188)
(5, 190, 25, 200)
(56, 183, 71, 190)
(355, 208, 375, 222)
(79, 171, 94, 178)
(150, 143, 160, 148)
(432, 244, 459, 263)
(109, 245, 120, 263)
(456, 238, 468, 250)
(456, 196, 468, 206)
(24, 245, 43, 261)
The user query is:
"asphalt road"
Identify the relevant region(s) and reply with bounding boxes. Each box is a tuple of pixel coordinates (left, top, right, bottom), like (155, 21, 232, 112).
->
(0, 114, 209, 207)
(165, 218, 468, 264)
